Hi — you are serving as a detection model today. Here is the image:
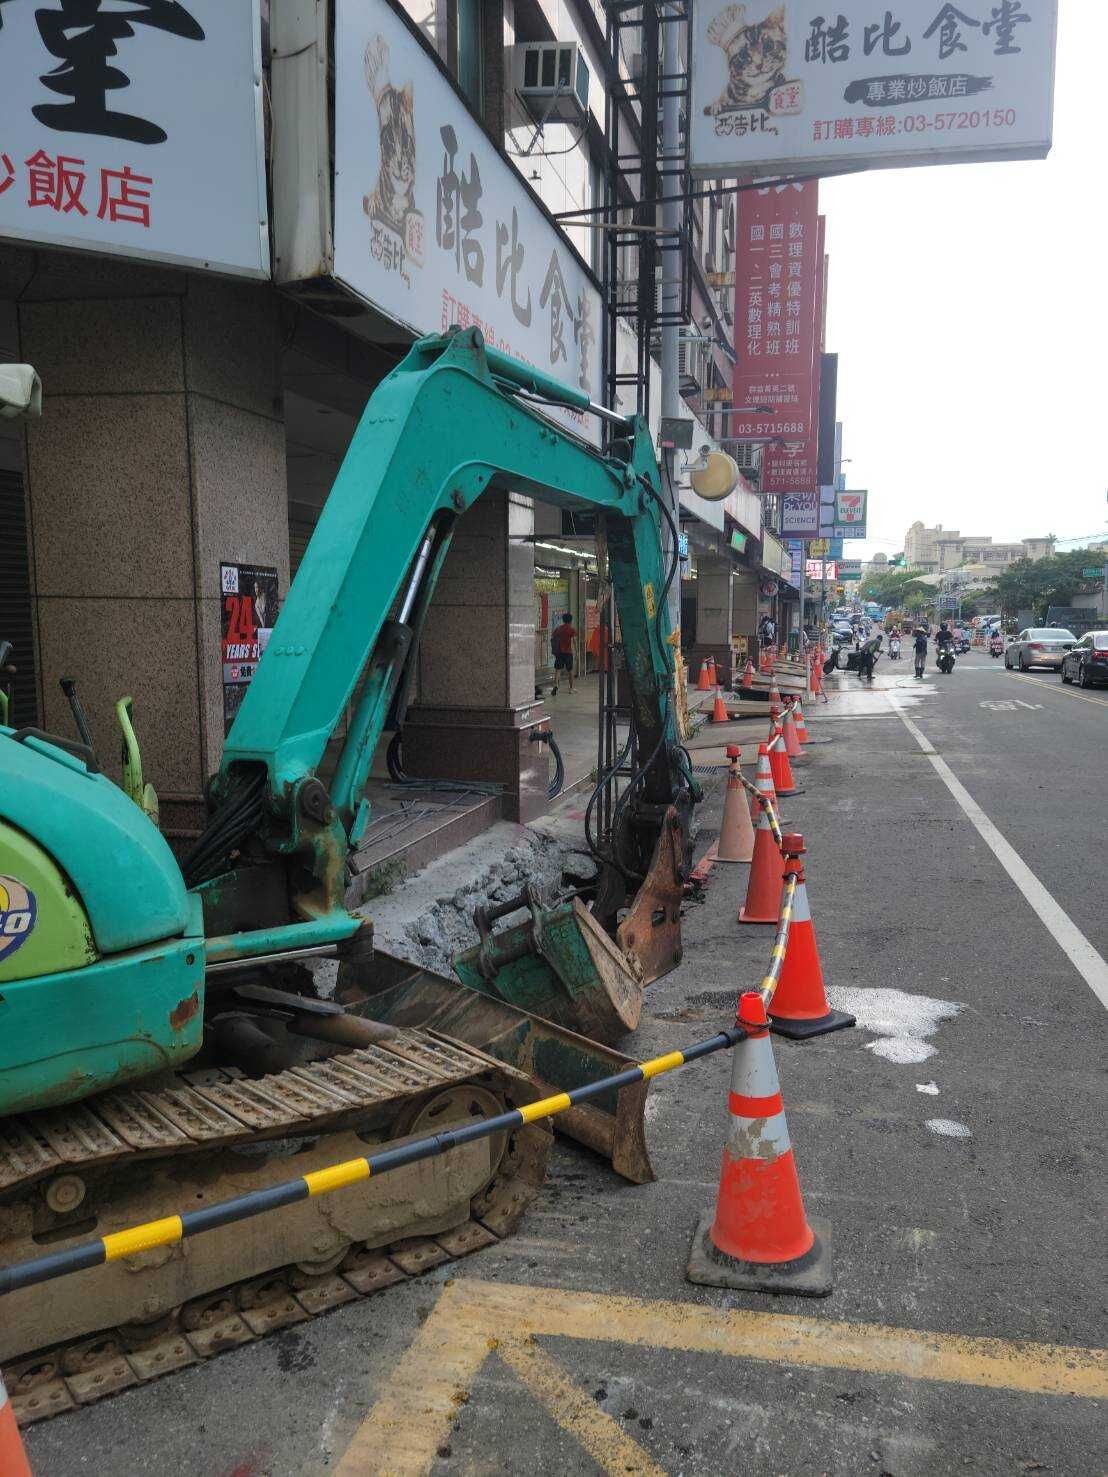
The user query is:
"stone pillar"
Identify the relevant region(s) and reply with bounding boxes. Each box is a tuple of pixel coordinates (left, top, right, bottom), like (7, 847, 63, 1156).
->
(7, 247, 287, 837)
(402, 487, 549, 822)
(686, 555, 735, 685)
(732, 569, 759, 669)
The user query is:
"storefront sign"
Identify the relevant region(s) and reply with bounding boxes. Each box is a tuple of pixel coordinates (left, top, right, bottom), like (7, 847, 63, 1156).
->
(221, 562, 279, 733)
(690, 0, 1058, 178)
(331, 0, 602, 441)
(759, 209, 824, 495)
(806, 559, 838, 581)
(781, 489, 820, 538)
(0, 1, 268, 276)
(787, 537, 804, 584)
(730, 529, 748, 554)
(732, 184, 821, 475)
(836, 489, 867, 526)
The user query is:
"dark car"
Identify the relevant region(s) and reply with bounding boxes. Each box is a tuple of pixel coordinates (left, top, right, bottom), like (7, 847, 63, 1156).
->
(1061, 631, 1108, 688)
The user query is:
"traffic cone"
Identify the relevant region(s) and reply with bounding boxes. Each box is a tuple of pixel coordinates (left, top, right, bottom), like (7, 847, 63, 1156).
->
(687, 989, 832, 1296)
(697, 657, 712, 691)
(717, 745, 755, 863)
(768, 732, 802, 797)
(769, 675, 782, 708)
(0, 1372, 32, 1477)
(711, 685, 730, 723)
(741, 659, 754, 690)
(738, 796, 783, 925)
(793, 700, 812, 744)
(782, 703, 804, 761)
(750, 741, 779, 825)
(770, 835, 855, 1040)
(707, 655, 718, 687)
(794, 698, 829, 746)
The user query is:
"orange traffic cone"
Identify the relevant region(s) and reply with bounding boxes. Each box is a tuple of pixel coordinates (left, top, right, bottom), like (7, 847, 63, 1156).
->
(711, 685, 730, 723)
(741, 659, 755, 691)
(782, 704, 804, 761)
(768, 732, 803, 797)
(717, 745, 755, 863)
(794, 698, 829, 746)
(769, 675, 782, 708)
(770, 835, 855, 1040)
(687, 989, 832, 1296)
(738, 796, 783, 925)
(708, 655, 718, 687)
(749, 741, 779, 824)
(0, 1373, 32, 1477)
(697, 657, 713, 691)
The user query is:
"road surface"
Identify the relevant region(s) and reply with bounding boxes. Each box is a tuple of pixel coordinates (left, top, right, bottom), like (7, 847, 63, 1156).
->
(24, 652, 1107, 1476)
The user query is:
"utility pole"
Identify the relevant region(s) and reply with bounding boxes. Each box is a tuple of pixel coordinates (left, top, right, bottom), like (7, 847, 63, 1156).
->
(659, 5, 682, 636)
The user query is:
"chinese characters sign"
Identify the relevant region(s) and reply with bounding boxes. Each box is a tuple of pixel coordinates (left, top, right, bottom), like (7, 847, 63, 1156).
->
(732, 183, 821, 496)
(0, 1, 268, 275)
(690, 1, 1057, 177)
(332, 0, 601, 441)
(782, 490, 820, 537)
(220, 562, 278, 734)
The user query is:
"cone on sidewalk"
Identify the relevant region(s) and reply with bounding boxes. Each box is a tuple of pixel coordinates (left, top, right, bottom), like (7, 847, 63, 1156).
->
(740, 659, 754, 690)
(782, 703, 804, 760)
(738, 788, 783, 925)
(711, 685, 730, 723)
(0, 1373, 32, 1477)
(770, 835, 856, 1040)
(697, 657, 713, 691)
(769, 675, 782, 708)
(687, 989, 832, 1296)
(793, 700, 811, 743)
(768, 732, 803, 797)
(717, 745, 755, 863)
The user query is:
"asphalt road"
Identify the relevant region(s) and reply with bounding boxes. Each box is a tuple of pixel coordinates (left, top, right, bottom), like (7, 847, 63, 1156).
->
(23, 654, 1108, 1476)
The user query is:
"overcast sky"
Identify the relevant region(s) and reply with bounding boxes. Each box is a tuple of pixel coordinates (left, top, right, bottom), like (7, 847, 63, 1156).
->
(821, 3, 1104, 561)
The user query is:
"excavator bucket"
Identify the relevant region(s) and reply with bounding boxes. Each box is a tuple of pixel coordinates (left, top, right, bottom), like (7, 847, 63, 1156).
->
(356, 950, 654, 1184)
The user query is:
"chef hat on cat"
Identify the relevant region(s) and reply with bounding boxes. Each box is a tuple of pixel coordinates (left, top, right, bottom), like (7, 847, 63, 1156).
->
(706, 4, 749, 55)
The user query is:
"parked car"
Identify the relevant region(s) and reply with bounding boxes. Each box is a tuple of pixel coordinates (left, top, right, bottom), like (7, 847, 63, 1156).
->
(1003, 628, 1077, 671)
(1060, 631, 1108, 688)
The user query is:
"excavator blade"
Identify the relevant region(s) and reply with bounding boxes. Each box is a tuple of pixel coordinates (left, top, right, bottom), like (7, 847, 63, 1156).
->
(356, 950, 654, 1185)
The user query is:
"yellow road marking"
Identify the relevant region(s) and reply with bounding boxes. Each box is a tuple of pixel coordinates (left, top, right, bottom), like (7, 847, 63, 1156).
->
(340, 1279, 1108, 1474)
(333, 1291, 491, 1476)
(1007, 670, 1108, 709)
(498, 1337, 666, 1476)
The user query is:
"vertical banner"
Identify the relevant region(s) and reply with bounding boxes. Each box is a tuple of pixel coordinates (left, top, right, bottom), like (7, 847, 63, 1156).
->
(221, 562, 279, 734)
(733, 184, 821, 494)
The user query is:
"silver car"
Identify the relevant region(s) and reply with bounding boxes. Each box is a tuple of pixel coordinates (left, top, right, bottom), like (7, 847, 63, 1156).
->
(1004, 627, 1077, 671)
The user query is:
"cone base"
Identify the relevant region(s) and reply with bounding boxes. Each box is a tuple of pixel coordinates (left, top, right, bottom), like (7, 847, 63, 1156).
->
(686, 1210, 833, 1297)
(772, 784, 805, 797)
(738, 904, 779, 926)
(770, 1007, 856, 1040)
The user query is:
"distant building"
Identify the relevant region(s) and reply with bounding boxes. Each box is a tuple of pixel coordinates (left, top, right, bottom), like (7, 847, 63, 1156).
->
(903, 524, 1055, 579)
(903, 521, 954, 574)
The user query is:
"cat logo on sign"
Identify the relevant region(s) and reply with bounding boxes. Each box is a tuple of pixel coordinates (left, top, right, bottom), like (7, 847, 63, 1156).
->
(0, 875, 37, 963)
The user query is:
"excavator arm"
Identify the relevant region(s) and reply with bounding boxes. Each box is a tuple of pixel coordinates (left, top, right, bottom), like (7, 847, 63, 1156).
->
(193, 328, 691, 940)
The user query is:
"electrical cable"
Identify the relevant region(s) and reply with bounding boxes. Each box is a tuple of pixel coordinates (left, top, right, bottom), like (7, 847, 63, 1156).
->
(546, 731, 565, 800)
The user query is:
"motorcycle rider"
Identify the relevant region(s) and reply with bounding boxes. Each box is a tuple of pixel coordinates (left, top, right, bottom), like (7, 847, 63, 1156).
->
(912, 626, 929, 679)
(935, 622, 955, 672)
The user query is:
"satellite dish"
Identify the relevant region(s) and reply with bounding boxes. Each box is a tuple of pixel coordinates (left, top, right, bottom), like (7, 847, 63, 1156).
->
(690, 450, 739, 501)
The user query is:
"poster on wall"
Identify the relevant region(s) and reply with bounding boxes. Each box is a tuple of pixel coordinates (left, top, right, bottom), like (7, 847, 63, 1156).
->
(332, 0, 602, 442)
(690, 0, 1058, 177)
(0, 0, 268, 275)
(220, 562, 279, 734)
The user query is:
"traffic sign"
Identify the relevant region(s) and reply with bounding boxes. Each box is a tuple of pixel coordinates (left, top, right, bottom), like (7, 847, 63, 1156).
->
(1081, 566, 1106, 579)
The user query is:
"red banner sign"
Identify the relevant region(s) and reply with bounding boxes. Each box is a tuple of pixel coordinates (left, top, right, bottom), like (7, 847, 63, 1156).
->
(733, 183, 822, 492)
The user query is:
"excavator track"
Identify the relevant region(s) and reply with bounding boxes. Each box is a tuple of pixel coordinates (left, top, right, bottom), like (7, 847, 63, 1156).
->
(0, 1027, 550, 1427)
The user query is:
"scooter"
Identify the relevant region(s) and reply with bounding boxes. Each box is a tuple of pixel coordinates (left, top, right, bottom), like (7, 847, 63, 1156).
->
(889, 635, 901, 660)
(936, 646, 956, 675)
(989, 635, 1004, 659)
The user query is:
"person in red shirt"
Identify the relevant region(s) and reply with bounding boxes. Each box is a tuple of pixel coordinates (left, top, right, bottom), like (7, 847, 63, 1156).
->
(550, 611, 577, 695)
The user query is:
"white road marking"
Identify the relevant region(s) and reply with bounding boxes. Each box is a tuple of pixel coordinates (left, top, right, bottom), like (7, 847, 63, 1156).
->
(888, 696, 1108, 1012)
(926, 1119, 972, 1140)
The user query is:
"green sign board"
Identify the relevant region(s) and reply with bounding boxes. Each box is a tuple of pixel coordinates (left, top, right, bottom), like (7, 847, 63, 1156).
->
(730, 530, 748, 554)
(1081, 566, 1106, 579)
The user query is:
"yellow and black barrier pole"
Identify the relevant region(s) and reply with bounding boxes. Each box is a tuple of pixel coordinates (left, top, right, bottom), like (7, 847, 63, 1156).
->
(0, 1030, 747, 1299)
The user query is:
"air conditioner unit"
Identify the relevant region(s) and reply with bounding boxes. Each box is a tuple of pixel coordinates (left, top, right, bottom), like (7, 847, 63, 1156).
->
(513, 42, 591, 125)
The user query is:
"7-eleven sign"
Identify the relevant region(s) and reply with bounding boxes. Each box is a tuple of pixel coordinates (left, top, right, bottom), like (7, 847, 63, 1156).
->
(835, 490, 866, 526)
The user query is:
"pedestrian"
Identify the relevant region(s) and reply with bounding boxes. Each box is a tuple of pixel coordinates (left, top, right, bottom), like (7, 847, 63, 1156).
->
(550, 611, 577, 695)
(912, 626, 928, 679)
(758, 614, 776, 650)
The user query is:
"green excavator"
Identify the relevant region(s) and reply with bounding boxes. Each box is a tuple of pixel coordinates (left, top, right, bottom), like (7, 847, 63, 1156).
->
(0, 329, 697, 1416)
